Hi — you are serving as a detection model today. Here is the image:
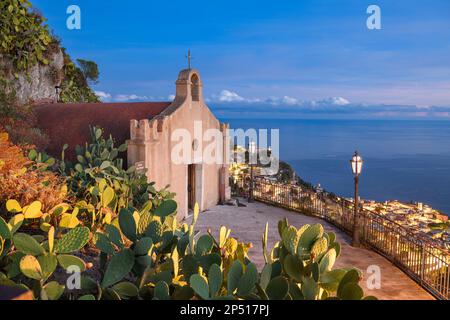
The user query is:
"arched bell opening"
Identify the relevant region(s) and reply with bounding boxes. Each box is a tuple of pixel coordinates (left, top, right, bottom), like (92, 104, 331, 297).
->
(191, 74, 200, 102)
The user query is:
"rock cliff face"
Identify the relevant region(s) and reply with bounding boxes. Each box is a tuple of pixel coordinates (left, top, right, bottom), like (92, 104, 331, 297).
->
(1, 0, 99, 106)
(1, 50, 64, 104)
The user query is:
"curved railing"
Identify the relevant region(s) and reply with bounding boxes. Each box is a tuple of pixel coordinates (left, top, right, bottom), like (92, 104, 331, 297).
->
(251, 177, 450, 300)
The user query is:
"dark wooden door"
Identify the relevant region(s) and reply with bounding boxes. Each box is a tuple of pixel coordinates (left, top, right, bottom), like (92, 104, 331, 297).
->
(188, 164, 195, 210)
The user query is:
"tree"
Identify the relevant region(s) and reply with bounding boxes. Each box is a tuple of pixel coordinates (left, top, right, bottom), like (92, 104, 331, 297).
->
(76, 59, 99, 84)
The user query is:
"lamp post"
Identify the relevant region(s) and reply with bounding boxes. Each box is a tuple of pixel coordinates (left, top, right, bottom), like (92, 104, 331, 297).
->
(55, 86, 61, 103)
(248, 141, 257, 203)
(350, 151, 363, 247)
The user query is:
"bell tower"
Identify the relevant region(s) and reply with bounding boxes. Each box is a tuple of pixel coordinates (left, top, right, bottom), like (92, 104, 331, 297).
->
(174, 69, 203, 103)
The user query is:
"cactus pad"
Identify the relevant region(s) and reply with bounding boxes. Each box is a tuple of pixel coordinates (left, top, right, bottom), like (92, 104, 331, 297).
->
(237, 263, 258, 296)
(266, 276, 289, 300)
(283, 254, 303, 282)
(55, 226, 90, 254)
(196, 235, 213, 256)
(101, 249, 135, 288)
(282, 226, 299, 255)
(190, 274, 210, 300)
(297, 224, 324, 254)
(145, 220, 163, 243)
(208, 264, 223, 297)
(310, 236, 328, 260)
(227, 260, 243, 294)
(319, 248, 337, 273)
(137, 211, 152, 235)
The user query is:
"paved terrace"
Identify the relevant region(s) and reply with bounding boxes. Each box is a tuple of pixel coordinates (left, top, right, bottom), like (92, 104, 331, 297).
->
(186, 200, 434, 300)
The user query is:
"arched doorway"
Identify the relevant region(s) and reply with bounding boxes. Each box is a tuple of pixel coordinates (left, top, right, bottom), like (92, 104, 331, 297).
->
(191, 74, 200, 101)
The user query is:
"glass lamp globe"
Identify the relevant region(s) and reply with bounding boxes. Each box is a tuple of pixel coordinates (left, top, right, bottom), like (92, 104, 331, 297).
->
(350, 151, 363, 177)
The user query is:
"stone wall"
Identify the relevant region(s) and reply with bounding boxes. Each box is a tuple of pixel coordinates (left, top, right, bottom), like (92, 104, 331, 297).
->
(0, 50, 64, 104)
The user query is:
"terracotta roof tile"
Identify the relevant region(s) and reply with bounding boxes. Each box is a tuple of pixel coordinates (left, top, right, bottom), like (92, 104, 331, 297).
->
(34, 102, 171, 160)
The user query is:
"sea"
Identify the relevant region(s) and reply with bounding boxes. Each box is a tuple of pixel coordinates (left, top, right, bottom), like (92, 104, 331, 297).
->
(221, 118, 450, 215)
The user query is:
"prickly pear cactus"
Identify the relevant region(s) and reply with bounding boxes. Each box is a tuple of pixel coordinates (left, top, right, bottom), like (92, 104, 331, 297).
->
(297, 224, 324, 254)
(261, 220, 375, 300)
(137, 211, 152, 235)
(282, 226, 299, 255)
(310, 236, 328, 261)
(70, 204, 376, 301)
(101, 249, 135, 288)
(55, 227, 90, 254)
(145, 220, 163, 243)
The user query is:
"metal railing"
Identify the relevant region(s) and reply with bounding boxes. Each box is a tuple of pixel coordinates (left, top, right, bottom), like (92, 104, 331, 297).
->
(231, 177, 251, 199)
(251, 177, 450, 300)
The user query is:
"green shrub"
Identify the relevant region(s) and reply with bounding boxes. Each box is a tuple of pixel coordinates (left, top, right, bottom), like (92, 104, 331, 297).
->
(59, 54, 100, 103)
(0, 0, 53, 72)
(60, 126, 174, 212)
(76, 59, 99, 85)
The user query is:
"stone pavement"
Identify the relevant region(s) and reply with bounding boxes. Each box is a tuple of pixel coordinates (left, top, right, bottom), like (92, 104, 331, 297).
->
(185, 200, 435, 300)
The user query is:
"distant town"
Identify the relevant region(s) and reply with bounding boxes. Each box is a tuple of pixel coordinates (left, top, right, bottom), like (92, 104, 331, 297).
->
(354, 199, 450, 248)
(233, 152, 450, 250)
(229, 140, 450, 257)
(286, 163, 450, 250)
(311, 177, 450, 249)
(309, 183, 450, 250)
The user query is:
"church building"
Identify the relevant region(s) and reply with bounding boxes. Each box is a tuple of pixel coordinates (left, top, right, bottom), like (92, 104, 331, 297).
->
(35, 68, 231, 220)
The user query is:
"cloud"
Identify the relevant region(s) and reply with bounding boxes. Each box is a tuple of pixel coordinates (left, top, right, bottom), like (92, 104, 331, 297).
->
(317, 97, 350, 106)
(96, 91, 175, 102)
(217, 90, 246, 102)
(207, 89, 450, 119)
(210, 89, 351, 108)
(94, 88, 450, 119)
(95, 91, 112, 102)
(281, 96, 299, 105)
(114, 94, 149, 102)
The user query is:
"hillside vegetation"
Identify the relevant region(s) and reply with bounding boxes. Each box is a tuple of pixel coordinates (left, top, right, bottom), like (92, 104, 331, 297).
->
(0, 0, 99, 148)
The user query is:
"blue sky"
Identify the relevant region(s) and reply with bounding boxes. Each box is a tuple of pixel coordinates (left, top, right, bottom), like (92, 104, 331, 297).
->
(33, 0, 450, 119)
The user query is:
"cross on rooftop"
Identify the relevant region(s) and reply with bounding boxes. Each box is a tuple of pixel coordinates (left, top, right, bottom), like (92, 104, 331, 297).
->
(186, 49, 193, 70)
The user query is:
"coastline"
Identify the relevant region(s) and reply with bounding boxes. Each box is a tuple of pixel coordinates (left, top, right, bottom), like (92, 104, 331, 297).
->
(223, 117, 450, 215)
(277, 159, 450, 249)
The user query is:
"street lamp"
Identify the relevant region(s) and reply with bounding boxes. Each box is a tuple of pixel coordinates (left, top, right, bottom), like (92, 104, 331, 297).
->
(55, 86, 61, 103)
(350, 151, 363, 247)
(248, 141, 257, 203)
